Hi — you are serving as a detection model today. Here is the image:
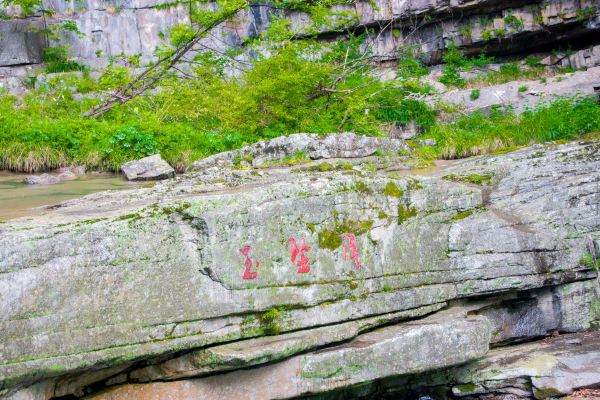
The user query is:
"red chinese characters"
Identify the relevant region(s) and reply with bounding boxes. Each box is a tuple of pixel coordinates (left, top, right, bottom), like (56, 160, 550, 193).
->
(240, 245, 259, 280)
(342, 233, 362, 269)
(289, 237, 311, 274)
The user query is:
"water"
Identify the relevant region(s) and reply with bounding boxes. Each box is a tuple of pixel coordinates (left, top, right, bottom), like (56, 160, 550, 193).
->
(0, 172, 145, 220)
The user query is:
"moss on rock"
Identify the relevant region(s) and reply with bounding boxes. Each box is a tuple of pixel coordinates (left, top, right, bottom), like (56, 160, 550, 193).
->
(383, 181, 404, 198)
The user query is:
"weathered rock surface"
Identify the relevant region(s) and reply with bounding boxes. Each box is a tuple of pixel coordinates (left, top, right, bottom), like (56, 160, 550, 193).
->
(87, 310, 493, 400)
(2, 0, 600, 85)
(0, 136, 598, 398)
(22, 173, 60, 186)
(429, 66, 600, 114)
(450, 332, 600, 399)
(120, 154, 175, 181)
(21, 167, 87, 185)
(191, 132, 408, 170)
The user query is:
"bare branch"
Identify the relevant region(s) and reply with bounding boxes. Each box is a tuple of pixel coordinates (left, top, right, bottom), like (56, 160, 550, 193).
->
(85, 4, 247, 118)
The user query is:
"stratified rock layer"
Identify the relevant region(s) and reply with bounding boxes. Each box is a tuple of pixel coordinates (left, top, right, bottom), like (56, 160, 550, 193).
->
(0, 137, 598, 399)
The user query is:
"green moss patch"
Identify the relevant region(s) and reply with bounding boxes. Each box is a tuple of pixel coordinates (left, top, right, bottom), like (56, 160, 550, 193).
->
(443, 172, 493, 185)
(382, 181, 404, 198)
(258, 307, 285, 336)
(318, 219, 374, 250)
(397, 204, 417, 224)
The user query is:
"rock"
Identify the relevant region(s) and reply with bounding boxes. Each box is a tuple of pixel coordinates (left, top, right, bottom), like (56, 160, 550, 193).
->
(430, 66, 600, 115)
(22, 173, 60, 185)
(449, 332, 600, 399)
(0, 140, 598, 398)
(0, 19, 45, 67)
(3, 0, 600, 85)
(191, 132, 408, 170)
(418, 139, 437, 147)
(88, 311, 493, 400)
(124, 304, 444, 383)
(120, 154, 175, 181)
(56, 166, 86, 181)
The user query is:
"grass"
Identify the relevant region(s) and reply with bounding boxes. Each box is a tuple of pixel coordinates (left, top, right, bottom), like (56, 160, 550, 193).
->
(1, 39, 600, 175)
(421, 97, 600, 159)
(0, 35, 438, 173)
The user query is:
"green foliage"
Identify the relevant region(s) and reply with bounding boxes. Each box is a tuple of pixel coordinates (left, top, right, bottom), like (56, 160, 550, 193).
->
(439, 65, 465, 88)
(98, 64, 132, 89)
(421, 98, 600, 159)
(470, 89, 480, 101)
(1, 0, 40, 15)
(318, 218, 373, 250)
(382, 181, 403, 198)
(443, 173, 493, 185)
(503, 14, 524, 30)
(580, 252, 600, 271)
(470, 62, 547, 86)
(397, 204, 417, 223)
(576, 6, 597, 21)
(396, 50, 428, 79)
(42, 46, 87, 73)
(518, 85, 528, 93)
(525, 55, 542, 68)
(103, 127, 158, 165)
(439, 44, 494, 87)
(0, 33, 437, 172)
(169, 23, 196, 47)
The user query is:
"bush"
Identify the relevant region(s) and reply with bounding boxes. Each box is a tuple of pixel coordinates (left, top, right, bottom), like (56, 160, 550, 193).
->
(42, 46, 87, 73)
(0, 35, 437, 171)
(421, 98, 600, 159)
(103, 127, 157, 164)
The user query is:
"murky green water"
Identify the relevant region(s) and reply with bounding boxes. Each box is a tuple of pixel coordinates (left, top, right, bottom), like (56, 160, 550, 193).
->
(0, 172, 145, 220)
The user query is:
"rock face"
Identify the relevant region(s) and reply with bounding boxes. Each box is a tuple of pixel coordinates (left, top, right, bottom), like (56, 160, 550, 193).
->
(191, 132, 408, 170)
(22, 167, 87, 185)
(120, 154, 175, 181)
(2, 0, 600, 87)
(430, 66, 600, 114)
(0, 136, 598, 399)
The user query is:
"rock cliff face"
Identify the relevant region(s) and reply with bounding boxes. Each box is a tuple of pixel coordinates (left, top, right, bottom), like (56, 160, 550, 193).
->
(0, 134, 598, 399)
(2, 0, 600, 90)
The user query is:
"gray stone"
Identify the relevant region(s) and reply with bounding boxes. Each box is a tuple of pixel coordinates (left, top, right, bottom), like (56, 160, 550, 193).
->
(120, 154, 175, 181)
(0, 140, 598, 397)
(0, 19, 45, 67)
(3, 0, 600, 80)
(191, 132, 408, 170)
(86, 310, 492, 400)
(22, 174, 60, 185)
(449, 332, 600, 399)
(430, 66, 600, 115)
(124, 304, 445, 383)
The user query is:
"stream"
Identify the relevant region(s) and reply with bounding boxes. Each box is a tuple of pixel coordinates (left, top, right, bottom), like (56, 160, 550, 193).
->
(0, 172, 146, 220)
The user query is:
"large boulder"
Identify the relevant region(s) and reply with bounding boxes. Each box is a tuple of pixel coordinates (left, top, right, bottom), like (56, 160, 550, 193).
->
(120, 154, 175, 181)
(0, 137, 598, 399)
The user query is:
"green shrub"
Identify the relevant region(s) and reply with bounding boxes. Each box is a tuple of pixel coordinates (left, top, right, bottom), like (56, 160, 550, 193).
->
(525, 56, 542, 68)
(0, 35, 437, 172)
(470, 89, 480, 100)
(103, 127, 158, 164)
(420, 97, 600, 159)
(42, 46, 87, 73)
